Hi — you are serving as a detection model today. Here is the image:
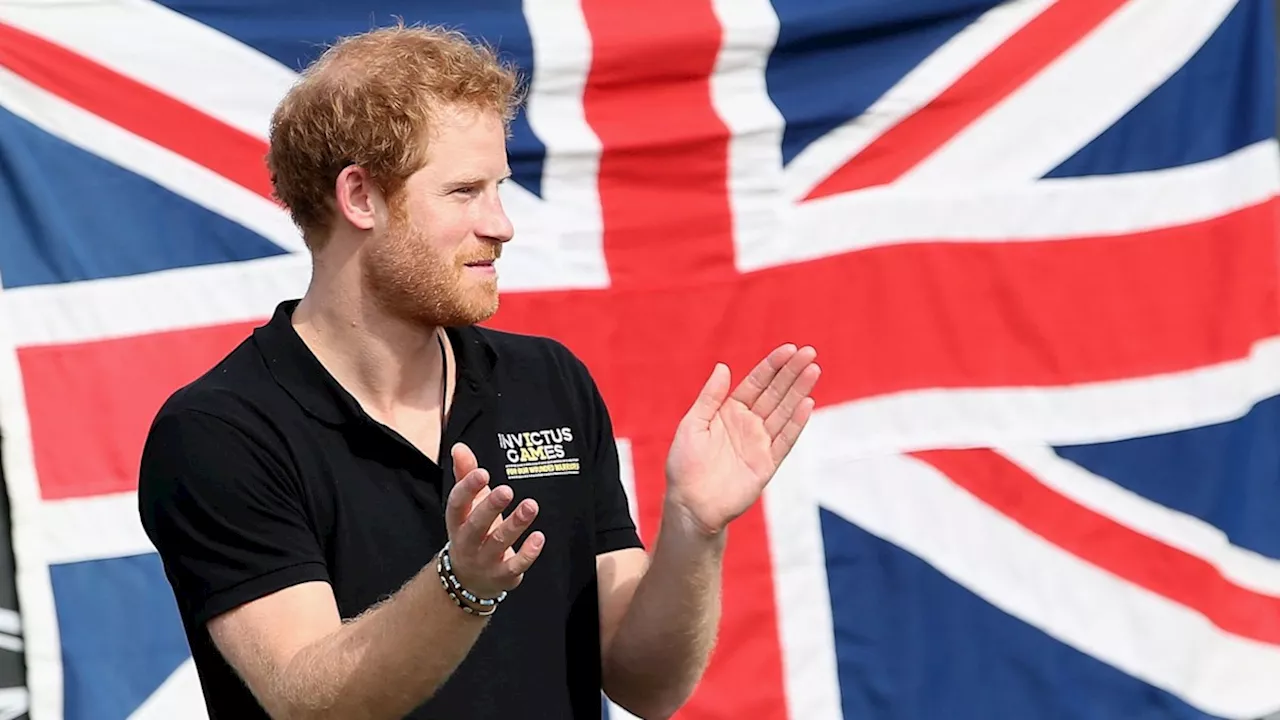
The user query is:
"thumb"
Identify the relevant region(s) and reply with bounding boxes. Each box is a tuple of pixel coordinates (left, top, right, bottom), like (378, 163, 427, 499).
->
(687, 362, 731, 425)
(452, 442, 478, 482)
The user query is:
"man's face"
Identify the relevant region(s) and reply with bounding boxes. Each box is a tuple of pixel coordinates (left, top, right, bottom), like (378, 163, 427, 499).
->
(362, 105, 514, 328)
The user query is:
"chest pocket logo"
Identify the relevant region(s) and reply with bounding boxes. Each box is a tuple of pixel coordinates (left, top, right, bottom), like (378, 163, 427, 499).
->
(497, 426, 580, 479)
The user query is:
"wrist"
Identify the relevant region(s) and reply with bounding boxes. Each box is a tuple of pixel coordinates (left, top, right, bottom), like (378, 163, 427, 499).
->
(435, 542, 507, 616)
(662, 497, 729, 548)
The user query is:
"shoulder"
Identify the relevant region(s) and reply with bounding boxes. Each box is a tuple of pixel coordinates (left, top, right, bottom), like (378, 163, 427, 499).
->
(472, 325, 597, 390)
(139, 337, 294, 493)
(137, 368, 306, 557)
(148, 333, 290, 444)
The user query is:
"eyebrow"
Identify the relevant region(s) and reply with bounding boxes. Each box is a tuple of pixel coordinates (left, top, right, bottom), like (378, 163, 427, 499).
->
(441, 170, 513, 192)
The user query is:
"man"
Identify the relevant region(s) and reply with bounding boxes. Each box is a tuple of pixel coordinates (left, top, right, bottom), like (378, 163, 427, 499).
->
(137, 22, 820, 720)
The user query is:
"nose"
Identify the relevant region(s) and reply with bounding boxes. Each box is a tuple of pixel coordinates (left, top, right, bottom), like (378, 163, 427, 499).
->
(476, 187, 515, 244)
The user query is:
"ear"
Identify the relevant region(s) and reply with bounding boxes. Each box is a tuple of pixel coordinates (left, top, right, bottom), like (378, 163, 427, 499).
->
(333, 165, 380, 231)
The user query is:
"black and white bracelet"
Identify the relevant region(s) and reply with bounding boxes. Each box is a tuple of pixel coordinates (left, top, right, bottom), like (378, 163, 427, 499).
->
(436, 541, 508, 616)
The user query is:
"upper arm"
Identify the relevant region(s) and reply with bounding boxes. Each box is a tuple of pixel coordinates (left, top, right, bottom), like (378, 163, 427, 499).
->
(570, 350, 650, 651)
(573, 354, 643, 557)
(138, 405, 336, 701)
(207, 580, 341, 706)
(596, 546, 649, 656)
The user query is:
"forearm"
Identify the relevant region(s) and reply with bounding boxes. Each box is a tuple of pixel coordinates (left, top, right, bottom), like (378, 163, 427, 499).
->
(603, 502, 727, 719)
(271, 562, 487, 719)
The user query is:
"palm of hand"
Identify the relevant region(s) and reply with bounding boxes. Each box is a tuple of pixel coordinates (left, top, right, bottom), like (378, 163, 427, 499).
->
(665, 345, 820, 536)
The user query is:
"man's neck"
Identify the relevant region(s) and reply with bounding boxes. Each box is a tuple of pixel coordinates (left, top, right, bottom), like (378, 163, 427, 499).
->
(291, 287, 449, 419)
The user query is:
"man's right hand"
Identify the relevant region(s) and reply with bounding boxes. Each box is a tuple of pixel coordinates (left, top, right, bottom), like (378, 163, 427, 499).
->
(199, 447, 544, 720)
(444, 442, 545, 601)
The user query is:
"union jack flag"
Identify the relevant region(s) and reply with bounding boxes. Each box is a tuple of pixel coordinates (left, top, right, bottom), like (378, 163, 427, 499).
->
(0, 1, 1277, 718)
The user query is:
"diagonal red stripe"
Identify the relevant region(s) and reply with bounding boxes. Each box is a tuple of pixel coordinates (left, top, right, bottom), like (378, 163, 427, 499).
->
(915, 447, 1280, 644)
(0, 21, 274, 201)
(804, 0, 1128, 200)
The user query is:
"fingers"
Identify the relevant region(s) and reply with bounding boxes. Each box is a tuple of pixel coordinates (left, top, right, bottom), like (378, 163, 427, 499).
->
(452, 442, 479, 483)
(751, 345, 818, 421)
(504, 530, 546, 578)
(446, 482, 546, 598)
(444, 466, 489, 536)
(456, 482, 512, 550)
(729, 344, 797, 408)
(771, 396, 816, 465)
(481, 497, 540, 558)
(763, 361, 821, 438)
(442, 448, 547, 601)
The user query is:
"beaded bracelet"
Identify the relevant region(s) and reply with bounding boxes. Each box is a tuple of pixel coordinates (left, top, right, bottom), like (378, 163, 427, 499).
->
(436, 541, 508, 616)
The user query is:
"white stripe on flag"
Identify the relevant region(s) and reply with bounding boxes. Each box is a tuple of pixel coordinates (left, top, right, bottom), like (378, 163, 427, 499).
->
(42, 493, 153, 567)
(521, 0, 611, 290)
(2, 255, 311, 348)
(0, 687, 28, 720)
(0, 609, 21, 637)
(708, 0, 786, 281)
(128, 658, 209, 720)
(804, 335, 1280, 459)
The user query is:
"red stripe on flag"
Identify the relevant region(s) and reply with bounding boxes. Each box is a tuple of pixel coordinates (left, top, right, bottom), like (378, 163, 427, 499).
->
(22, 321, 261, 500)
(805, 0, 1128, 199)
(493, 198, 1280, 415)
(0, 21, 274, 201)
(577, 1, 783, 717)
(28, 201, 1273, 504)
(915, 447, 1280, 644)
(580, 0, 739, 288)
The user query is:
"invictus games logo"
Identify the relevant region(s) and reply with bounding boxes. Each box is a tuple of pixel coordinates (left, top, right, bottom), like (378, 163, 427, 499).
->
(497, 426, 581, 479)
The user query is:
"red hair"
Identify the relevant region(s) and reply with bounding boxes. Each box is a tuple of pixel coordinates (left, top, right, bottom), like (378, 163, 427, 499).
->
(266, 22, 524, 249)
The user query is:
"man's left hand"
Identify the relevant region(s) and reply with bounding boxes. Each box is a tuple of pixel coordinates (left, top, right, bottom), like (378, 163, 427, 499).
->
(664, 344, 820, 537)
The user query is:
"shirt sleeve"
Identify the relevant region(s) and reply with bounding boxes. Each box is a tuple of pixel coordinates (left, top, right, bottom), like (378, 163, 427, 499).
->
(137, 405, 330, 627)
(582, 373, 645, 556)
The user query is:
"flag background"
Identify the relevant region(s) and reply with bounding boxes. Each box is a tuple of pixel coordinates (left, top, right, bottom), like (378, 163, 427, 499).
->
(0, 1, 1278, 718)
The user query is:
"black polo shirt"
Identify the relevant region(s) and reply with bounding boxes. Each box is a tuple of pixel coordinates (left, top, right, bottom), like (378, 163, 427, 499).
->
(137, 299, 643, 719)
